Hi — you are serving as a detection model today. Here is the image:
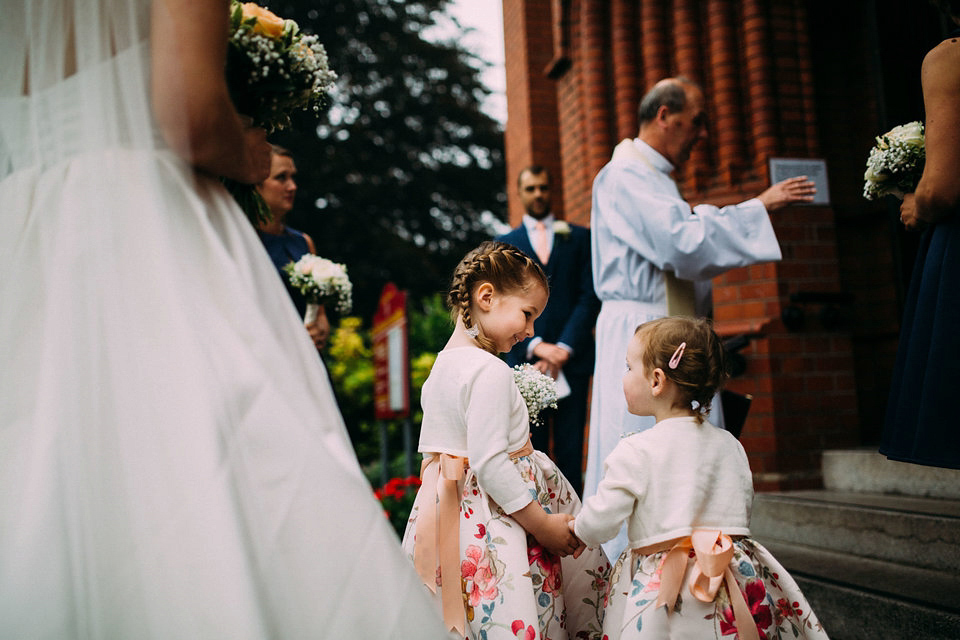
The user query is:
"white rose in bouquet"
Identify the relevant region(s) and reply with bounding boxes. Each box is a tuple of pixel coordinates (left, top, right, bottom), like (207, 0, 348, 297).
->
(283, 254, 353, 320)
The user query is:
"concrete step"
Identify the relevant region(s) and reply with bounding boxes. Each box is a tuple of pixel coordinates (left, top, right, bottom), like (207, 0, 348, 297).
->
(822, 448, 960, 499)
(751, 490, 960, 573)
(787, 568, 960, 639)
(759, 539, 960, 639)
(759, 539, 960, 615)
(753, 493, 960, 639)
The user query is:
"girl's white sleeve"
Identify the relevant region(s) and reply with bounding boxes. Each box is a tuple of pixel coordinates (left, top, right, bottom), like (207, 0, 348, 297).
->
(464, 359, 536, 514)
(574, 439, 646, 546)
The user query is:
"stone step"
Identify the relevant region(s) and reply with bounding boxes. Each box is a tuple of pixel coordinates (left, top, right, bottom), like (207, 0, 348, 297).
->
(822, 448, 960, 499)
(751, 490, 960, 573)
(773, 547, 960, 639)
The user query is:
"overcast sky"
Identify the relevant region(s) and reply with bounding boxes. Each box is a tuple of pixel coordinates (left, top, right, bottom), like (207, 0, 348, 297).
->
(425, 0, 507, 123)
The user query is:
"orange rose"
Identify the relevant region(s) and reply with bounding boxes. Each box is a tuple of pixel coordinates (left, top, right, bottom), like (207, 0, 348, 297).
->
(241, 2, 285, 38)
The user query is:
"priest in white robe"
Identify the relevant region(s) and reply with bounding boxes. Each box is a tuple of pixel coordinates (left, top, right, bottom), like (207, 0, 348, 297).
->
(585, 76, 816, 560)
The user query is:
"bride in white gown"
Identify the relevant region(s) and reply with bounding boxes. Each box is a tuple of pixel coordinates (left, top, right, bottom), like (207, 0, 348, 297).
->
(0, 0, 448, 637)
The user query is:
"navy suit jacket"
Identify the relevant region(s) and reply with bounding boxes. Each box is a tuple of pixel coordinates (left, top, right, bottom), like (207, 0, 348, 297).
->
(498, 223, 600, 377)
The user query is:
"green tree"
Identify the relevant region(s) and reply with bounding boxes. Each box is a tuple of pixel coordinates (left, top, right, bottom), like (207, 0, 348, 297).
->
(269, 0, 506, 318)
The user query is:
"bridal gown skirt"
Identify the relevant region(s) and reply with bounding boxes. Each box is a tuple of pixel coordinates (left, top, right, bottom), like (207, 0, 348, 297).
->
(0, 145, 448, 638)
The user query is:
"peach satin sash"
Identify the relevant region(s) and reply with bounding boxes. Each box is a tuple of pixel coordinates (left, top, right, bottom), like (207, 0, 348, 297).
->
(413, 440, 535, 634)
(638, 530, 759, 640)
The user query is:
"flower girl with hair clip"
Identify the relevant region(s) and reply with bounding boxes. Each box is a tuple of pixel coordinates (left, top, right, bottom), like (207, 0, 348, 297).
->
(402, 240, 610, 639)
(570, 316, 829, 640)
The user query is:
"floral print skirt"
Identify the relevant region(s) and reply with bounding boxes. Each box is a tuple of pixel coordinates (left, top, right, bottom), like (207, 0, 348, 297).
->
(603, 538, 829, 639)
(402, 451, 611, 640)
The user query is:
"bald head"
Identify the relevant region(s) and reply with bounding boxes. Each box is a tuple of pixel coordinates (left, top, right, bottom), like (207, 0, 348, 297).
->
(637, 77, 707, 167)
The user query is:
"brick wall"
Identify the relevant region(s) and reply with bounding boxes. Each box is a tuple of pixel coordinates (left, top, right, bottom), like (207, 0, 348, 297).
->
(502, 0, 945, 489)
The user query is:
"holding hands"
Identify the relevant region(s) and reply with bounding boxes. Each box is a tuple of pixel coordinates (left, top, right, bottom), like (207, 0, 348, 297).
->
(757, 175, 817, 211)
(512, 502, 584, 557)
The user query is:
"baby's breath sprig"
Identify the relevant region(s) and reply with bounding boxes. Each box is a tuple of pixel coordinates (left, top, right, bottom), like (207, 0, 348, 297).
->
(225, 2, 337, 133)
(863, 121, 925, 201)
(512, 363, 559, 427)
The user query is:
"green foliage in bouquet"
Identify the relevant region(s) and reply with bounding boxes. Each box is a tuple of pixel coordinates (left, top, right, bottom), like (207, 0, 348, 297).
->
(221, 177, 272, 226)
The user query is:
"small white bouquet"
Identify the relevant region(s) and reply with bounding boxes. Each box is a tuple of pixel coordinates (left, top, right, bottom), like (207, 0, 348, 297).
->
(283, 254, 353, 322)
(512, 363, 559, 426)
(863, 121, 925, 201)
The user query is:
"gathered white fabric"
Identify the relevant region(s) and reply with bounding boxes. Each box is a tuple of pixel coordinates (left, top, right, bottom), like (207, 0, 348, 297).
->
(418, 347, 535, 514)
(0, 2, 447, 638)
(575, 417, 753, 552)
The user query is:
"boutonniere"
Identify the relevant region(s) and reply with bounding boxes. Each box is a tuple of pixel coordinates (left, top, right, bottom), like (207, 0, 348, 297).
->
(552, 220, 572, 239)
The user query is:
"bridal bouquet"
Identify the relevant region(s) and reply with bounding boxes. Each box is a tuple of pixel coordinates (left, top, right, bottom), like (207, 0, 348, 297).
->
(283, 254, 353, 321)
(863, 121, 925, 201)
(226, 1, 336, 133)
(224, 1, 337, 224)
(512, 363, 559, 426)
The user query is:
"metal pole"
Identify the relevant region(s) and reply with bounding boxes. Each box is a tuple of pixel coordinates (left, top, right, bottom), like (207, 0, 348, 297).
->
(379, 419, 388, 488)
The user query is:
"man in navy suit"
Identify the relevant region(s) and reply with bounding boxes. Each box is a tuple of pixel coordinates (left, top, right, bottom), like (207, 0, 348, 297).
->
(498, 166, 600, 496)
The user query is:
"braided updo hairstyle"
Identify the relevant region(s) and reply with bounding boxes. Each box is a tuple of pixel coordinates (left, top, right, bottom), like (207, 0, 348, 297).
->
(634, 316, 728, 423)
(448, 241, 548, 354)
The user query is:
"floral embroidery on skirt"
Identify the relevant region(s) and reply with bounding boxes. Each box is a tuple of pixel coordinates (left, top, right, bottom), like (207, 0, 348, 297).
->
(602, 538, 829, 639)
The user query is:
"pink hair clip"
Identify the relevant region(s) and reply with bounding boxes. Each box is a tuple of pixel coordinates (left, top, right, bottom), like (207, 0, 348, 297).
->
(668, 342, 686, 369)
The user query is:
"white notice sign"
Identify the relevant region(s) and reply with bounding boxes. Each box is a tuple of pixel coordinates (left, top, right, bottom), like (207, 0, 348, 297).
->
(388, 326, 405, 411)
(768, 157, 830, 205)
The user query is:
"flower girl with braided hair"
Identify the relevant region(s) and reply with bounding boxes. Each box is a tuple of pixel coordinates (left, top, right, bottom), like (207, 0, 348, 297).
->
(570, 316, 828, 640)
(402, 241, 610, 639)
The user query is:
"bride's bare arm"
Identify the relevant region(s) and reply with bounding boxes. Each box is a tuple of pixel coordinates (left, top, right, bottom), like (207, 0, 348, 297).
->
(150, 0, 270, 183)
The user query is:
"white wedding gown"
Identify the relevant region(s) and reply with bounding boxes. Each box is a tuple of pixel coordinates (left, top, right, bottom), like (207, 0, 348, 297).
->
(0, 2, 447, 638)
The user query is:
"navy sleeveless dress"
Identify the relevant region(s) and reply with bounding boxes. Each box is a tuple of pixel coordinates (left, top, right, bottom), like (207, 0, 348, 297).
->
(881, 213, 960, 469)
(258, 226, 311, 317)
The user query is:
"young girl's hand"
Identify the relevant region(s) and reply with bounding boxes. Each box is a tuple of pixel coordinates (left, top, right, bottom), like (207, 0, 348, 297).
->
(567, 518, 587, 559)
(536, 513, 582, 557)
(512, 501, 580, 556)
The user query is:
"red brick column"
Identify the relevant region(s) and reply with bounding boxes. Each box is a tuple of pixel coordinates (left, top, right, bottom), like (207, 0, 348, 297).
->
(640, 0, 669, 88)
(672, 0, 707, 190)
(743, 0, 777, 170)
(579, 0, 612, 182)
(707, 0, 743, 186)
(611, 0, 639, 141)
(502, 0, 563, 225)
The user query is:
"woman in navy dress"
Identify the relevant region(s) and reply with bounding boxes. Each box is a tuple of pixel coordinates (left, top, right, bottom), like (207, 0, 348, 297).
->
(256, 145, 331, 350)
(881, 1, 960, 469)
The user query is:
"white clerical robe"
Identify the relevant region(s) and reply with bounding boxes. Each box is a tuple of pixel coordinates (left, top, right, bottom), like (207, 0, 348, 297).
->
(586, 138, 781, 560)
